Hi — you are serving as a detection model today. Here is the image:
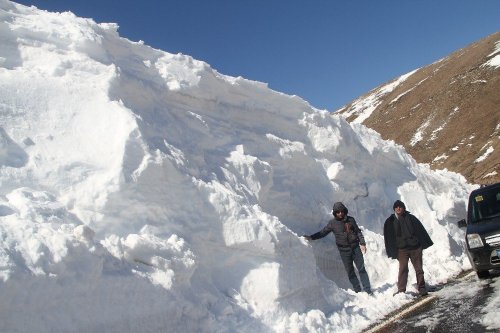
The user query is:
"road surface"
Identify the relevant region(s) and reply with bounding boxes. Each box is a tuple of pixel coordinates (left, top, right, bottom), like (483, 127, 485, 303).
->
(366, 269, 500, 333)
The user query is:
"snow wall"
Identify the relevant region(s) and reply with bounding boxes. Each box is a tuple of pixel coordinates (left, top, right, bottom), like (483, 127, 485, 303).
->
(0, 1, 475, 332)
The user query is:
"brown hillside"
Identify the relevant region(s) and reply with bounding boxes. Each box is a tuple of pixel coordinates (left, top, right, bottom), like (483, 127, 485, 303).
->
(339, 32, 500, 185)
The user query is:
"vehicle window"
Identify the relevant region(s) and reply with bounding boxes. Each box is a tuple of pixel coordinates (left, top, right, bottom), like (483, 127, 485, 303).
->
(470, 187, 500, 223)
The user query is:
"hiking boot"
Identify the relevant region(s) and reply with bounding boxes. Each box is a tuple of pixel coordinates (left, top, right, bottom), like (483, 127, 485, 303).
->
(419, 289, 428, 296)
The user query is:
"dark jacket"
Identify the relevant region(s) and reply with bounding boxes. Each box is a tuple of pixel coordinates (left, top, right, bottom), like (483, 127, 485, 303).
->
(309, 216, 366, 250)
(383, 211, 433, 259)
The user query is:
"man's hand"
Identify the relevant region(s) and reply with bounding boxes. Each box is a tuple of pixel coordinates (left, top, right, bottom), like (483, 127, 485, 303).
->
(360, 244, 367, 253)
(302, 235, 312, 241)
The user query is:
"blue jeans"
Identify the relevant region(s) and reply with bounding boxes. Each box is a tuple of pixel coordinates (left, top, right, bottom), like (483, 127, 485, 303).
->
(339, 245, 371, 293)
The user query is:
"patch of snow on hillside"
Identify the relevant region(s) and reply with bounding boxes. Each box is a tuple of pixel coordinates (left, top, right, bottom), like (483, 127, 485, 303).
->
(389, 77, 427, 105)
(410, 118, 432, 146)
(482, 171, 498, 179)
(475, 146, 494, 163)
(433, 154, 448, 163)
(340, 70, 417, 123)
(483, 40, 500, 68)
(430, 125, 445, 141)
(428, 107, 459, 142)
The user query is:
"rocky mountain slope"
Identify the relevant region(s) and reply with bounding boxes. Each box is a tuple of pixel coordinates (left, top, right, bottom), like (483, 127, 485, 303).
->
(338, 32, 500, 185)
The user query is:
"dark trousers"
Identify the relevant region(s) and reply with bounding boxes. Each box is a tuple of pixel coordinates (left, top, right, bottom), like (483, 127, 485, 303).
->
(339, 245, 371, 293)
(397, 247, 425, 292)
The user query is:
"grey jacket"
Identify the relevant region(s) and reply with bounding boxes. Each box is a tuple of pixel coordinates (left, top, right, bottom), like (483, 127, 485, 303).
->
(309, 216, 366, 250)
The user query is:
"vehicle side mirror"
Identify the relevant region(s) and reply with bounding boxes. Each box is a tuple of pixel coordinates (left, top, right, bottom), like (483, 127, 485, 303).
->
(457, 219, 467, 228)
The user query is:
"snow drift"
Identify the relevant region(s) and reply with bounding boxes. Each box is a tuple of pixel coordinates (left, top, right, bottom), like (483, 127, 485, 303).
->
(0, 1, 476, 332)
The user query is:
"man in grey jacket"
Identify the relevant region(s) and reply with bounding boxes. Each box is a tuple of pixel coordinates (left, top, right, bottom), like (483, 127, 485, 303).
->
(304, 202, 372, 294)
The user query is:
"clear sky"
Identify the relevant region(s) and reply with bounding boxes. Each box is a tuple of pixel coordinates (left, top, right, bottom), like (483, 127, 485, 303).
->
(14, 0, 500, 111)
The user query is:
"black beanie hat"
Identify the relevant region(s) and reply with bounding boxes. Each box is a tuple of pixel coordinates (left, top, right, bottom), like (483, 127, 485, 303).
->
(393, 200, 406, 210)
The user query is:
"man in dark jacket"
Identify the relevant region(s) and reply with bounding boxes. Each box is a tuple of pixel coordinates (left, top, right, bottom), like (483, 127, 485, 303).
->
(304, 202, 372, 294)
(384, 200, 433, 296)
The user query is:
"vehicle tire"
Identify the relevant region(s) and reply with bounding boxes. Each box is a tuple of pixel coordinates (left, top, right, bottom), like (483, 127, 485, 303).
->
(477, 270, 490, 279)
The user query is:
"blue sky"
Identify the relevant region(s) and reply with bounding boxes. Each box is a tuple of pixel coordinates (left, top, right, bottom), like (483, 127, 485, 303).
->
(14, 0, 500, 111)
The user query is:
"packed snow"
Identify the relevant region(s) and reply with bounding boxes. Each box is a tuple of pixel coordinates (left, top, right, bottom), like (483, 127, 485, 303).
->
(0, 1, 497, 332)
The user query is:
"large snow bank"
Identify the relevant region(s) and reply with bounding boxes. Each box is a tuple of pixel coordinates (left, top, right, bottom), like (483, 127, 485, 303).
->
(0, 1, 475, 332)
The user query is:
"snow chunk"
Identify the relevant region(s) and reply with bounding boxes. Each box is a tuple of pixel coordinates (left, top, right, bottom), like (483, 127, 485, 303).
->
(102, 231, 196, 289)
